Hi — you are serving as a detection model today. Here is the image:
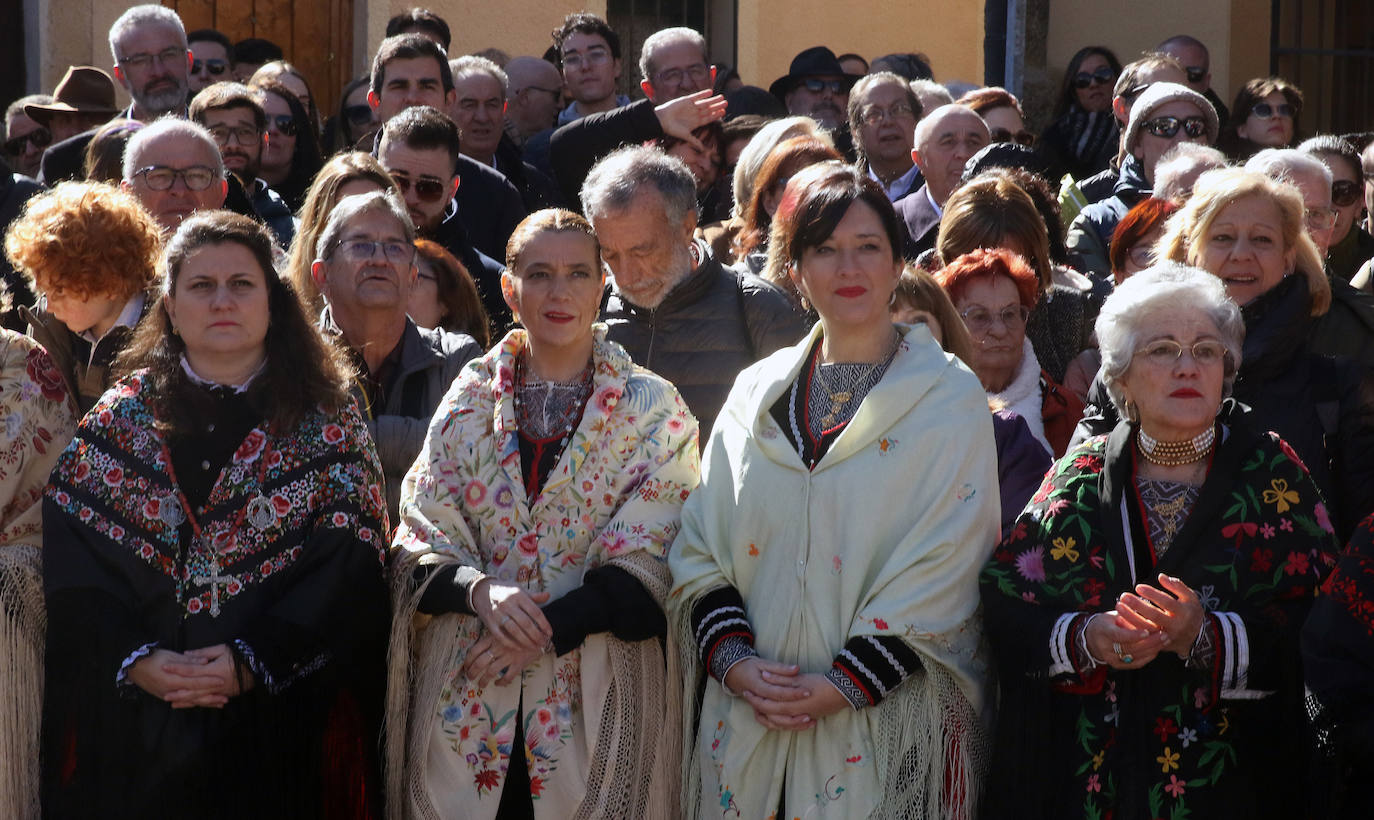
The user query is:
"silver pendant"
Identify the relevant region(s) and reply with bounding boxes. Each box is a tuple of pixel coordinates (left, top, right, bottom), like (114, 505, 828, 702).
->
(246, 494, 277, 530)
(160, 494, 186, 527)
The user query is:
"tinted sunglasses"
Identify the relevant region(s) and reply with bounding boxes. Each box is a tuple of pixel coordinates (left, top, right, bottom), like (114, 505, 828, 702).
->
(3, 128, 51, 155)
(1143, 115, 1208, 139)
(1185, 66, 1207, 84)
(267, 115, 298, 136)
(389, 173, 447, 202)
(802, 78, 847, 94)
(192, 58, 230, 76)
(989, 127, 1035, 147)
(1251, 102, 1294, 119)
(1333, 179, 1362, 208)
(344, 104, 374, 127)
(1074, 66, 1116, 89)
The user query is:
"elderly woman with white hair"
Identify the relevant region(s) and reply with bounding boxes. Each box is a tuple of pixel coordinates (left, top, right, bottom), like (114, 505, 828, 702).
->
(983, 263, 1337, 820)
(1076, 167, 1374, 541)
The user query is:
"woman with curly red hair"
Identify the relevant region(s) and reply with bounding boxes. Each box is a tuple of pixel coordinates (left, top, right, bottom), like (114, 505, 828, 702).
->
(4, 181, 161, 412)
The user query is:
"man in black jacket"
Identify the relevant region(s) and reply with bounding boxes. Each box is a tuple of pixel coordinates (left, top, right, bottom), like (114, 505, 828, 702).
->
(582, 145, 806, 433)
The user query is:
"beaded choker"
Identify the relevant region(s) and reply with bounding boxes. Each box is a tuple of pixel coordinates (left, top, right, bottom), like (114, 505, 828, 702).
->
(1136, 425, 1215, 466)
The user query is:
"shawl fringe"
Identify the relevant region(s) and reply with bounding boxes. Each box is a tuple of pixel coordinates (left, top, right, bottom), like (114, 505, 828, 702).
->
(0, 546, 44, 818)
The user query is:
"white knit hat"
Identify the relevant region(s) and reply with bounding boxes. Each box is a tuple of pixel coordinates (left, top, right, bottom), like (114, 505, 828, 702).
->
(1124, 82, 1220, 155)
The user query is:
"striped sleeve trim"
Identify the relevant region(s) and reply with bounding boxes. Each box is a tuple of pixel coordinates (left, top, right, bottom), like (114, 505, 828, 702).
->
(831, 635, 923, 707)
(1049, 612, 1079, 677)
(825, 666, 871, 710)
(710, 635, 759, 687)
(1215, 611, 1274, 699)
(691, 586, 756, 670)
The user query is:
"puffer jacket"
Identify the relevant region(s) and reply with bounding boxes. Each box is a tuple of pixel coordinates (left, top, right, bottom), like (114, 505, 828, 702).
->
(600, 244, 807, 433)
(1072, 274, 1374, 541)
(1066, 154, 1151, 281)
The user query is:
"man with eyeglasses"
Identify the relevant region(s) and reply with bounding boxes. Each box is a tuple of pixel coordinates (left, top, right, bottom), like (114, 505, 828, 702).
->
(38, 5, 193, 186)
(897, 104, 990, 259)
(376, 105, 510, 334)
(187, 29, 234, 94)
(769, 46, 858, 139)
(1157, 35, 1231, 127)
(848, 72, 925, 203)
(547, 25, 727, 207)
(1068, 83, 1218, 280)
(120, 118, 227, 235)
(310, 189, 481, 519)
(504, 57, 564, 146)
(189, 82, 296, 247)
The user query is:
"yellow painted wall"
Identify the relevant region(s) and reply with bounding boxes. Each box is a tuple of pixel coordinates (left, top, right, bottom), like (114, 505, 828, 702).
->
(736, 0, 985, 89)
(1047, 0, 1268, 110)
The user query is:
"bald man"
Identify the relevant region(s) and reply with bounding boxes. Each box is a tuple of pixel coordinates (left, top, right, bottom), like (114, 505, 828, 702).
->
(895, 104, 989, 259)
(504, 56, 564, 145)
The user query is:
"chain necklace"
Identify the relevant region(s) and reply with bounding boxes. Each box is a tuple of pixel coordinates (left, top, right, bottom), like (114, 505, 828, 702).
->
(512, 349, 594, 448)
(815, 331, 901, 429)
(1137, 425, 1216, 466)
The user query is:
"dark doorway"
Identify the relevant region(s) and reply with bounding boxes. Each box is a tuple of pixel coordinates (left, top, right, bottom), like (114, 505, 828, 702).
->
(1271, 0, 1374, 138)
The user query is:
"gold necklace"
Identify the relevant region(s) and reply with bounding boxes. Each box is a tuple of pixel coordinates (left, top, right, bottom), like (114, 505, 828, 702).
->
(815, 331, 900, 429)
(1137, 425, 1216, 466)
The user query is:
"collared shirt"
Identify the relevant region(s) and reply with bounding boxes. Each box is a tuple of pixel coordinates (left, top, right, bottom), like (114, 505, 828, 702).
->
(555, 95, 633, 127)
(179, 353, 267, 394)
(925, 184, 944, 219)
(78, 292, 145, 366)
(867, 163, 921, 203)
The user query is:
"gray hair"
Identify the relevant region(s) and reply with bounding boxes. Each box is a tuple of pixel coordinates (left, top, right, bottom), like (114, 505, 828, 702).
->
(1153, 143, 1229, 202)
(122, 116, 224, 183)
(314, 190, 415, 261)
(1096, 263, 1245, 421)
(639, 27, 706, 82)
(914, 103, 986, 152)
(847, 72, 922, 151)
(1246, 147, 1332, 189)
(450, 55, 509, 98)
(910, 79, 955, 111)
(730, 115, 832, 218)
(580, 145, 698, 226)
(109, 4, 187, 62)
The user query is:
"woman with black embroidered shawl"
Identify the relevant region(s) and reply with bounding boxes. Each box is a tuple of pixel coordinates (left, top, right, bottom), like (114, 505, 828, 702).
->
(981, 265, 1338, 819)
(41, 212, 389, 819)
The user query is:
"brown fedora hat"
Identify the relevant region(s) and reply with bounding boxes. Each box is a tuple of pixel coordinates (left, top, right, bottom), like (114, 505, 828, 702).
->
(25, 66, 119, 125)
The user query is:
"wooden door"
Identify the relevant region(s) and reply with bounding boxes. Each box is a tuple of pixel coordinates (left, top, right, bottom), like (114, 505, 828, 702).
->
(164, 0, 354, 118)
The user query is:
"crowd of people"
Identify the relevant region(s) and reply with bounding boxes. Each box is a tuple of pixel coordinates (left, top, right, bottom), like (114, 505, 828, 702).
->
(1, 4, 1372, 818)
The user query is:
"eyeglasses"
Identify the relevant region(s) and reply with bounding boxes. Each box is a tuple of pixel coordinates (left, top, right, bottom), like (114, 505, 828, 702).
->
(1074, 66, 1116, 89)
(388, 171, 448, 202)
(192, 58, 230, 76)
(1142, 115, 1209, 140)
(989, 127, 1035, 147)
(118, 46, 186, 72)
(860, 102, 916, 126)
(3, 128, 51, 156)
(654, 63, 710, 88)
(802, 78, 847, 95)
(344, 104, 374, 128)
(1185, 66, 1207, 84)
(1126, 243, 1155, 269)
(332, 238, 415, 265)
(1305, 207, 1338, 233)
(266, 115, 298, 137)
(959, 304, 1030, 334)
(133, 165, 218, 191)
(1251, 102, 1294, 119)
(1332, 179, 1362, 208)
(207, 124, 260, 145)
(562, 48, 611, 71)
(1134, 338, 1228, 367)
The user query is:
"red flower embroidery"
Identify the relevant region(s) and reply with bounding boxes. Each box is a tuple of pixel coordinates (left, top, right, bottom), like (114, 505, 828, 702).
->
(187, 597, 203, 614)
(873, 618, 889, 630)
(1153, 716, 1177, 741)
(234, 430, 267, 462)
(1251, 548, 1273, 572)
(516, 533, 540, 555)
(322, 424, 344, 444)
(143, 498, 162, 520)
(473, 769, 500, 794)
(529, 775, 545, 797)
(1285, 551, 1310, 576)
(73, 462, 90, 481)
(271, 494, 292, 517)
(25, 347, 67, 402)
(1222, 522, 1258, 547)
(331, 512, 348, 527)
(103, 466, 124, 487)
(98, 409, 113, 426)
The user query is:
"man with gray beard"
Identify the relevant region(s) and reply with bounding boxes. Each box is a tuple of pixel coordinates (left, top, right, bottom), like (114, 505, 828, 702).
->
(39, 4, 193, 184)
(584, 146, 806, 433)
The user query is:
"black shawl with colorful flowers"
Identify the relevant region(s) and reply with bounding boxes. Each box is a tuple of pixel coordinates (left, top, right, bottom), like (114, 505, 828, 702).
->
(980, 411, 1338, 820)
(40, 371, 390, 819)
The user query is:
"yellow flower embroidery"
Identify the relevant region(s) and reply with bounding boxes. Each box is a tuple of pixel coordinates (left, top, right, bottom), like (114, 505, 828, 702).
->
(1157, 746, 1180, 773)
(1050, 537, 1080, 562)
(1262, 478, 1299, 513)
(1091, 750, 1104, 771)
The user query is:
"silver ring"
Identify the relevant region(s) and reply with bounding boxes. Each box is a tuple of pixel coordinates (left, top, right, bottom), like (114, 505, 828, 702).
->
(1112, 642, 1123, 656)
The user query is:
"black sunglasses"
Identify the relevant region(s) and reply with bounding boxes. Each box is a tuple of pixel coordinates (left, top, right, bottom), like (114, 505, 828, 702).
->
(1074, 66, 1116, 89)
(192, 58, 230, 76)
(1185, 66, 1207, 84)
(267, 114, 298, 137)
(802, 78, 846, 95)
(389, 172, 447, 202)
(344, 104, 373, 128)
(1333, 179, 1362, 208)
(3, 128, 51, 156)
(1143, 116, 1208, 140)
(989, 127, 1035, 147)
(1251, 102, 1294, 119)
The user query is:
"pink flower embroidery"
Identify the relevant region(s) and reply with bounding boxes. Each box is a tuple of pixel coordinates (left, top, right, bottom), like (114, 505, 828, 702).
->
(1086, 773, 1100, 793)
(1314, 503, 1334, 535)
(1015, 546, 1046, 582)
(1165, 774, 1186, 798)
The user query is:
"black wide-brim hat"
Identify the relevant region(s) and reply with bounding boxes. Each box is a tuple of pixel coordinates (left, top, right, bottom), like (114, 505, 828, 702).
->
(768, 46, 859, 101)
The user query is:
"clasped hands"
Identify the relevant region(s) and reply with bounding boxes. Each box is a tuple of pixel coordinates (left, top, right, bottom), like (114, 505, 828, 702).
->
(459, 577, 553, 687)
(128, 644, 254, 709)
(723, 657, 850, 731)
(1084, 573, 1205, 670)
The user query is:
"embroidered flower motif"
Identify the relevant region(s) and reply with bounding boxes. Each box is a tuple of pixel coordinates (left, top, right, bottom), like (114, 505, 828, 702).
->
(1251, 548, 1273, 572)
(1165, 774, 1186, 798)
(1262, 478, 1299, 513)
(529, 775, 545, 798)
(464, 480, 487, 506)
(1050, 537, 1079, 562)
(473, 769, 500, 794)
(322, 423, 344, 445)
(1314, 502, 1334, 535)
(1153, 716, 1177, 742)
(873, 618, 889, 630)
(1091, 750, 1104, 771)
(594, 386, 620, 414)
(1178, 726, 1198, 747)
(1086, 773, 1101, 793)
(832, 555, 843, 574)
(103, 466, 124, 487)
(1223, 522, 1257, 546)
(747, 543, 759, 556)
(1156, 746, 1180, 773)
(878, 437, 898, 455)
(1015, 546, 1046, 581)
(516, 533, 540, 555)
(25, 346, 67, 402)
(233, 429, 267, 462)
(1285, 551, 1310, 576)
(1260, 523, 1276, 539)
(956, 483, 976, 502)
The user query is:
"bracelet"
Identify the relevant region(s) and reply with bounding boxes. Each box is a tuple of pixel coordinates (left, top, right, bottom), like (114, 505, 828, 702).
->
(1080, 613, 1109, 667)
(465, 571, 488, 613)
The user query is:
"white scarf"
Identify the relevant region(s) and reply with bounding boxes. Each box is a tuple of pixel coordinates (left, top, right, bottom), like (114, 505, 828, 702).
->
(989, 337, 1052, 456)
